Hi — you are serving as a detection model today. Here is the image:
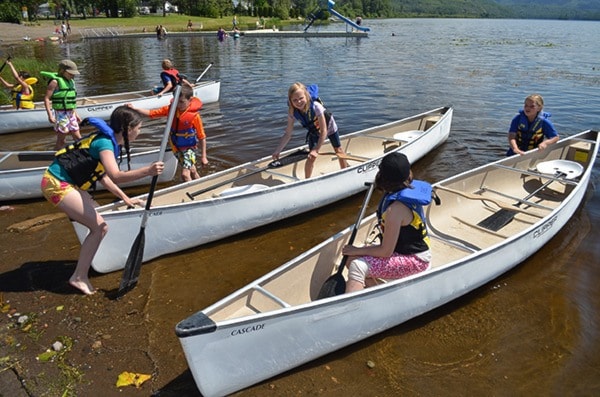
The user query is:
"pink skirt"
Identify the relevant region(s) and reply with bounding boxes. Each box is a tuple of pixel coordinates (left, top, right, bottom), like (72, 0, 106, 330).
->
(364, 252, 430, 279)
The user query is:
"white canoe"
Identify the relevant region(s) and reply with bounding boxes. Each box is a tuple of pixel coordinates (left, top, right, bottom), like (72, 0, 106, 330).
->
(0, 80, 220, 134)
(0, 147, 178, 201)
(175, 130, 599, 397)
(72, 106, 453, 273)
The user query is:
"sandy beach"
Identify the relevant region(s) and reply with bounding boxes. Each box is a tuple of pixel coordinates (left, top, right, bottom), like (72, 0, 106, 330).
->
(1, 22, 69, 46)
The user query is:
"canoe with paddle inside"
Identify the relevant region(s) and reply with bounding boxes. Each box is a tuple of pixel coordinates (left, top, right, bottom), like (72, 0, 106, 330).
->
(175, 129, 599, 397)
(72, 106, 453, 274)
(0, 147, 178, 202)
(0, 80, 220, 134)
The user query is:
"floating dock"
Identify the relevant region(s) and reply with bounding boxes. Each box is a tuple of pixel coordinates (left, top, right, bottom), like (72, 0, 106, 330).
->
(82, 30, 368, 40)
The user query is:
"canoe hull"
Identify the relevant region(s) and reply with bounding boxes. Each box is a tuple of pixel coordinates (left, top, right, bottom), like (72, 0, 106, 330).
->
(0, 81, 220, 134)
(175, 130, 599, 397)
(72, 107, 453, 273)
(0, 148, 178, 201)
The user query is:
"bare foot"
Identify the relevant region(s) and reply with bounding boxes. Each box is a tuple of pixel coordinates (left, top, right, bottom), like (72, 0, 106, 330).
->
(69, 278, 96, 295)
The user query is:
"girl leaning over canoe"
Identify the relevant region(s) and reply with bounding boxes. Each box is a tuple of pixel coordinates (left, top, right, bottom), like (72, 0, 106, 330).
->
(342, 152, 432, 292)
(272, 82, 348, 178)
(40, 106, 165, 295)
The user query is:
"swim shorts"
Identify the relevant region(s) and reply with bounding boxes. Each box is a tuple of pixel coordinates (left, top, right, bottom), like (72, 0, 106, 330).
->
(41, 170, 76, 206)
(174, 148, 198, 169)
(54, 110, 79, 135)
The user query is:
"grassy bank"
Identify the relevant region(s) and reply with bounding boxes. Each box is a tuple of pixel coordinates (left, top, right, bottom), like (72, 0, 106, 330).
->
(33, 14, 286, 35)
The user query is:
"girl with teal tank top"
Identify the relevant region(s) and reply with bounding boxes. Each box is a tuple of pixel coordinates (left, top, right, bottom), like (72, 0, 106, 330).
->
(40, 106, 166, 296)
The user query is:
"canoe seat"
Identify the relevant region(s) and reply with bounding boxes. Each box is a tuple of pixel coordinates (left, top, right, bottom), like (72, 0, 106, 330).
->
(218, 184, 268, 197)
(393, 130, 423, 141)
(81, 97, 98, 105)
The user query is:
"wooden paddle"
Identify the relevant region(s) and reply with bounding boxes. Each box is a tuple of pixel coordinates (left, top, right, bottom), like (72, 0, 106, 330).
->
(117, 83, 183, 297)
(195, 62, 213, 83)
(185, 149, 309, 200)
(316, 181, 375, 299)
(477, 171, 566, 231)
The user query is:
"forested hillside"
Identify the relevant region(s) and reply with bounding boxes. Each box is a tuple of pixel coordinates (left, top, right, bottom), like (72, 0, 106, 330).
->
(492, 0, 600, 19)
(391, 0, 512, 18)
(389, 0, 600, 19)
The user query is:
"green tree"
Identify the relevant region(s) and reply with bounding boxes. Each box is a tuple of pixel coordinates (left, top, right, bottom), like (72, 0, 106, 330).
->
(0, 1, 20, 23)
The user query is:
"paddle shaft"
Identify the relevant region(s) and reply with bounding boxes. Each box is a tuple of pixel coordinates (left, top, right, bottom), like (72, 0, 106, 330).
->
(315, 182, 376, 299)
(195, 63, 213, 82)
(336, 182, 376, 274)
(185, 150, 308, 200)
(142, 85, 182, 206)
(117, 83, 183, 296)
(0, 55, 11, 73)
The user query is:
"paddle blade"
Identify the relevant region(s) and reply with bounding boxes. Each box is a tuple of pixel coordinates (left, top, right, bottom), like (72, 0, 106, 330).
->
(477, 209, 516, 231)
(117, 229, 145, 297)
(316, 273, 346, 299)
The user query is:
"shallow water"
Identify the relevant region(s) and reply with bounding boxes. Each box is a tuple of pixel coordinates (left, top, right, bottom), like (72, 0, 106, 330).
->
(2, 18, 600, 395)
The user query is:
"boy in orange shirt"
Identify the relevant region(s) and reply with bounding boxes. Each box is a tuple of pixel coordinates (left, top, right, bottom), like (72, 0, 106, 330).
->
(129, 85, 207, 181)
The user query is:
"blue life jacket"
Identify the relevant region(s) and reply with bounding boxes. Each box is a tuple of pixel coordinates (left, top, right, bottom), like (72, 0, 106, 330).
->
(378, 179, 432, 224)
(515, 110, 551, 152)
(377, 179, 432, 254)
(293, 84, 332, 136)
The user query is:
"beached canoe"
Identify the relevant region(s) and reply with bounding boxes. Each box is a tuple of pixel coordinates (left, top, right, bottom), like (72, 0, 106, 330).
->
(0, 80, 220, 134)
(175, 129, 599, 397)
(72, 106, 453, 273)
(0, 147, 178, 201)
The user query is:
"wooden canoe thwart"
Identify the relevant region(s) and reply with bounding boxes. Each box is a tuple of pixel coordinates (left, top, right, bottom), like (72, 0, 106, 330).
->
(175, 130, 598, 397)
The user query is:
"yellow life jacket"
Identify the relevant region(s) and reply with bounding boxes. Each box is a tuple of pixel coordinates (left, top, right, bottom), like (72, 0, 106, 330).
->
(11, 77, 37, 109)
(55, 133, 107, 190)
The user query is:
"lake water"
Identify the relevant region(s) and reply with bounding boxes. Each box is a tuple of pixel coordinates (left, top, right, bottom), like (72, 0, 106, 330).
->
(3, 18, 600, 396)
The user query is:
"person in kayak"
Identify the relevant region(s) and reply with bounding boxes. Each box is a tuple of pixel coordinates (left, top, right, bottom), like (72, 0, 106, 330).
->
(40, 106, 165, 295)
(507, 94, 559, 156)
(272, 82, 348, 178)
(342, 152, 432, 292)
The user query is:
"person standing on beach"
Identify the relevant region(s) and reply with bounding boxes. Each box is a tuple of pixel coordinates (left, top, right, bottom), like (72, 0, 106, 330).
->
(42, 59, 82, 150)
(40, 106, 165, 295)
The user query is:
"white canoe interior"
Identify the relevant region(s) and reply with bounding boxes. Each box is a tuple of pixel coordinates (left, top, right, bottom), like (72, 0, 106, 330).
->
(0, 151, 55, 170)
(197, 131, 597, 323)
(105, 111, 444, 209)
